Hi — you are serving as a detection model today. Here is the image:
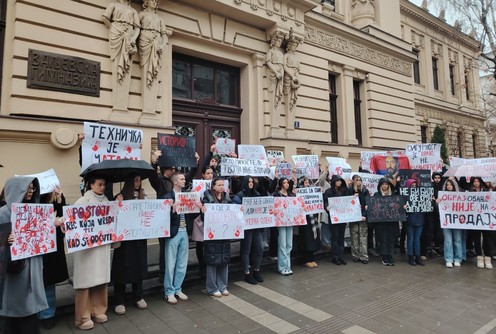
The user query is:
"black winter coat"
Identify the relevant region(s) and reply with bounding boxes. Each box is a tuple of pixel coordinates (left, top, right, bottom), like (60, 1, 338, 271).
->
(202, 190, 232, 265)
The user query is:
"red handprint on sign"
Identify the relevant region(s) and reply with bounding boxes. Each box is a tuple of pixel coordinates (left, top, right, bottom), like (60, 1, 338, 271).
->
(124, 145, 132, 153)
(92, 141, 101, 151)
(206, 227, 214, 240)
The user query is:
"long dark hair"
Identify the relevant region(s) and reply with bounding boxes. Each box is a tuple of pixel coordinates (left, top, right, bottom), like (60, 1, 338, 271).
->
(121, 174, 145, 200)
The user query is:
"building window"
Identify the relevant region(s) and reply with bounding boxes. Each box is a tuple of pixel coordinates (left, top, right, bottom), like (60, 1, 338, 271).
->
(329, 74, 338, 144)
(472, 134, 477, 158)
(172, 54, 240, 106)
(457, 132, 463, 157)
(413, 49, 420, 84)
(421, 125, 428, 143)
(449, 64, 455, 96)
(432, 57, 439, 90)
(353, 80, 362, 146)
(464, 71, 470, 101)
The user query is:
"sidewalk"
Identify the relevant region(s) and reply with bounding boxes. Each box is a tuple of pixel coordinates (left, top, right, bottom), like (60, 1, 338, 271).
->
(37, 251, 496, 334)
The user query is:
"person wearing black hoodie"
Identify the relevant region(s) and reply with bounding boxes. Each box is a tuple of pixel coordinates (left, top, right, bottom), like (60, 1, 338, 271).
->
(374, 178, 398, 266)
(233, 176, 264, 284)
(323, 175, 348, 265)
(420, 171, 444, 259)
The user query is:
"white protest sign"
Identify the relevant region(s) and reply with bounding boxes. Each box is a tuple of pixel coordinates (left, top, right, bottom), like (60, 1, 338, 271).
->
(276, 162, 293, 179)
(292, 155, 319, 179)
(273, 197, 306, 227)
(405, 144, 442, 173)
(175, 192, 201, 214)
(81, 122, 143, 171)
(242, 196, 275, 230)
(350, 173, 383, 196)
(296, 187, 324, 214)
(238, 145, 268, 162)
(360, 150, 404, 172)
(438, 191, 496, 230)
(215, 138, 236, 155)
(449, 157, 496, 183)
(326, 157, 353, 181)
(63, 202, 118, 253)
(220, 158, 271, 177)
(204, 204, 244, 240)
(267, 150, 284, 166)
(328, 196, 363, 224)
(116, 199, 172, 240)
(192, 179, 212, 199)
(10, 203, 57, 260)
(15, 169, 60, 195)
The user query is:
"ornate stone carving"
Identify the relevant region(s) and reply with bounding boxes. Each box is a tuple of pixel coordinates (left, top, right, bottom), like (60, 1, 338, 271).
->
(438, 9, 446, 21)
(431, 40, 442, 58)
(283, 28, 302, 136)
(448, 49, 458, 64)
(265, 29, 286, 135)
(138, 0, 170, 120)
(305, 26, 411, 76)
(351, 0, 375, 28)
(411, 30, 424, 50)
(102, 0, 140, 113)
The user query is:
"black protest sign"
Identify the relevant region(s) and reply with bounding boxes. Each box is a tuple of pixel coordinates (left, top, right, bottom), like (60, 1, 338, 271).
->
(366, 195, 406, 223)
(398, 169, 434, 213)
(157, 133, 197, 168)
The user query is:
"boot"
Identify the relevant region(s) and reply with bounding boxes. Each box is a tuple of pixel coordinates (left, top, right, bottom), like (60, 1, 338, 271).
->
(415, 256, 425, 266)
(484, 256, 493, 269)
(408, 256, 416, 266)
(477, 256, 484, 268)
(244, 273, 258, 285)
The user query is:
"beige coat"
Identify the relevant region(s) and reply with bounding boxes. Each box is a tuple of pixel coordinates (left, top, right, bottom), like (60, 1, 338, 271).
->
(72, 190, 111, 289)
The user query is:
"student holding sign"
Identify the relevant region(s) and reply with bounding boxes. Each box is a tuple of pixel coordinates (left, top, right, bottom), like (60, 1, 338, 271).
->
(0, 177, 47, 334)
(297, 177, 321, 268)
(373, 178, 398, 266)
(233, 176, 264, 284)
(405, 179, 425, 266)
(201, 178, 232, 297)
(346, 175, 370, 264)
(324, 175, 349, 265)
(275, 177, 296, 275)
(112, 174, 149, 315)
(72, 176, 111, 330)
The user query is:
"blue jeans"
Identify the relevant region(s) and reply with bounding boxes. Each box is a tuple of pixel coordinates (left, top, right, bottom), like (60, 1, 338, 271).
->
(407, 225, 423, 257)
(444, 228, 463, 263)
(321, 222, 331, 246)
(206, 264, 228, 294)
(38, 284, 56, 319)
(277, 227, 293, 272)
(164, 228, 189, 296)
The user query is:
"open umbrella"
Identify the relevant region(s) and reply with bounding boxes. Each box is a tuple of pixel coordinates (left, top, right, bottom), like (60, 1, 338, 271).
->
(80, 159, 156, 182)
(443, 164, 493, 178)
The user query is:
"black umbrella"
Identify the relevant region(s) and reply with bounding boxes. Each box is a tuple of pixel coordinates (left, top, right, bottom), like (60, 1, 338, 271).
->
(80, 159, 156, 182)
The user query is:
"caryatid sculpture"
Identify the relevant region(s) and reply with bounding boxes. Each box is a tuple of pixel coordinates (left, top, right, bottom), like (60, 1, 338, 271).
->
(138, 0, 169, 119)
(283, 28, 301, 135)
(265, 30, 285, 134)
(102, 0, 140, 113)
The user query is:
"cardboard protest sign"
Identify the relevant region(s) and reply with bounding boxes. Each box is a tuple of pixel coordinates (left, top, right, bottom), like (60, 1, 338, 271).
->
(369, 153, 411, 178)
(276, 162, 293, 179)
(192, 179, 212, 199)
(296, 187, 324, 214)
(398, 169, 434, 213)
(220, 158, 271, 177)
(63, 202, 118, 253)
(292, 155, 319, 179)
(116, 199, 173, 240)
(10, 203, 56, 260)
(0, 224, 9, 309)
(438, 191, 496, 230)
(15, 169, 60, 195)
(326, 157, 353, 181)
(157, 133, 197, 168)
(81, 122, 142, 171)
(449, 157, 496, 183)
(360, 150, 404, 173)
(175, 192, 201, 214)
(238, 145, 268, 162)
(204, 204, 244, 240)
(273, 197, 306, 227)
(366, 196, 406, 223)
(405, 144, 442, 173)
(215, 137, 236, 155)
(327, 196, 362, 224)
(242, 196, 275, 230)
(350, 173, 383, 196)
(267, 150, 284, 166)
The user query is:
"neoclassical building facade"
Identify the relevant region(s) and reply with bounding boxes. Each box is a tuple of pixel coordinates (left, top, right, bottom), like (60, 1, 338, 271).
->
(0, 0, 487, 201)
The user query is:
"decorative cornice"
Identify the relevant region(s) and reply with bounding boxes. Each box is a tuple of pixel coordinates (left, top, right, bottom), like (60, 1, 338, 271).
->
(400, 2, 479, 50)
(233, 0, 305, 27)
(305, 26, 411, 76)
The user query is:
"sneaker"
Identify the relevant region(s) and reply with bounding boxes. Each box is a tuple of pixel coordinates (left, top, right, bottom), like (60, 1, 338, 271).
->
(136, 299, 147, 309)
(210, 291, 222, 298)
(280, 270, 290, 276)
(77, 320, 94, 330)
(446, 262, 453, 268)
(114, 304, 126, 315)
(93, 314, 107, 324)
(245, 274, 258, 284)
(287, 269, 293, 275)
(454, 261, 461, 267)
(382, 260, 389, 266)
(175, 292, 188, 301)
(221, 290, 230, 296)
(361, 259, 369, 264)
(253, 271, 264, 282)
(165, 294, 178, 304)
(311, 262, 318, 268)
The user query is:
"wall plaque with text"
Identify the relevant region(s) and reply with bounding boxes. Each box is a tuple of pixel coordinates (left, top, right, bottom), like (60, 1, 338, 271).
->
(27, 49, 100, 97)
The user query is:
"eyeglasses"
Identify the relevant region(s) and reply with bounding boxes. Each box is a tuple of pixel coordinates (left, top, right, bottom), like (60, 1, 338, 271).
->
(28, 187, 37, 193)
